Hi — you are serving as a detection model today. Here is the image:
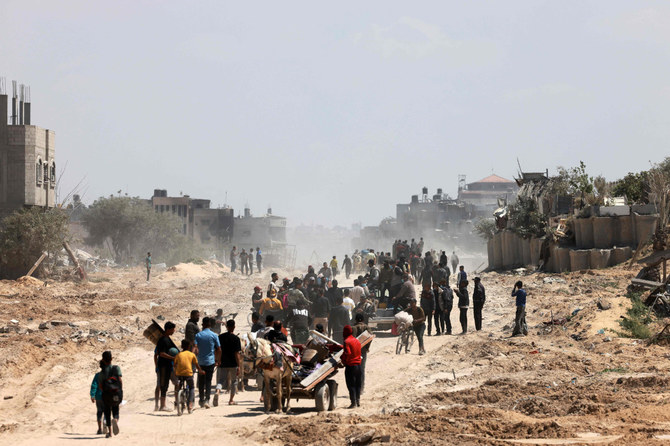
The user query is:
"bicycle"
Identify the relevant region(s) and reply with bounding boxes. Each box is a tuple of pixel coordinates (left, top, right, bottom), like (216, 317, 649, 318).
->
(395, 322, 415, 355)
(175, 376, 194, 416)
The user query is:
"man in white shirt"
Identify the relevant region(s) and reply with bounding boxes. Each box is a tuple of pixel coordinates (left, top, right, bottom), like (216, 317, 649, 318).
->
(349, 279, 365, 305)
(342, 289, 355, 320)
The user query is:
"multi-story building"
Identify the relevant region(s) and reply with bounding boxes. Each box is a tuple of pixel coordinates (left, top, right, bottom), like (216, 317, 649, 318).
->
(0, 80, 55, 218)
(150, 189, 234, 244)
(457, 174, 518, 213)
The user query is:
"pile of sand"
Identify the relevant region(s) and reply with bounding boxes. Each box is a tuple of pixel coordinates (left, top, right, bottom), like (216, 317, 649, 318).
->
(156, 261, 225, 281)
(14, 276, 44, 287)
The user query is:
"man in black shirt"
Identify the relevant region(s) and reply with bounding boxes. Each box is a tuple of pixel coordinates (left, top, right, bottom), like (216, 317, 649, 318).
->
(250, 312, 264, 333)
(472, 277, 486, 331)
(325, 279, 343, 307)
(312, 288, 330, 332)
(156, 321, 177, 411)
(216, 319, 242, 405)
(185, 310, 200, 346)
(287, 301, 312, 344)
(328, 296, 351, 344)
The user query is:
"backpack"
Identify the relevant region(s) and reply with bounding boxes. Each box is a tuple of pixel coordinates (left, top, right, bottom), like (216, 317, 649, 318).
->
(100, 365, 123, 405)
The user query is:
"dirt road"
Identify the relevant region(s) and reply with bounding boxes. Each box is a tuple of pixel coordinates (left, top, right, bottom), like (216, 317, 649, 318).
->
(1, 262, 670, 445)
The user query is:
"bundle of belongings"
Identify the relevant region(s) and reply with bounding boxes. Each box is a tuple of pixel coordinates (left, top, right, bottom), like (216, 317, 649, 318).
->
(394, 311, 414, 331)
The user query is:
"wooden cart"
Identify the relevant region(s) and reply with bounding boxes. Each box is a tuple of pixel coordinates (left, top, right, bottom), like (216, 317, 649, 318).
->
(289, 330, 374, 412)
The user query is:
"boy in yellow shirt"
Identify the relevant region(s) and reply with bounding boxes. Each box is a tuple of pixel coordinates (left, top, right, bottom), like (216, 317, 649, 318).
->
(174, 339, 204, 413)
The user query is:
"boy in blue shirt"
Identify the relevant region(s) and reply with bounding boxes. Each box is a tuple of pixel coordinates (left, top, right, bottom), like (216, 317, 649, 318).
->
(90, 371, 105, 435)
(511, 281, 528, 336)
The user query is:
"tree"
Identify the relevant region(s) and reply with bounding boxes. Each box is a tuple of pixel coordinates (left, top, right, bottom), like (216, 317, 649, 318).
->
(508, 196, 548, 239)
(474, 218, 497, 241)
(82, 196, 202, 264)
(612, 171, 648, 204)
(0, 207, 70, 279)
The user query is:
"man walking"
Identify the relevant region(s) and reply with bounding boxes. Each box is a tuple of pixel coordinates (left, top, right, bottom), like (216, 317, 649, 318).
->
(472, 277, 486, 331)
(512, 280, 528, 336)
(330, 256, 338, 278)
(420, 284, 435, 336)
(456, 265, 467, 288)
(451, 251, 459, 279)
(194, 317, 221, 408)
(256, 247, 262, 274)
(440, 280, 454, 335)
(431, 282, 444, 335)
(156, 321, 177, 411)
(454, 280, 469, 334)
(342, 325, 362, 408)
(287, 300, 312, 344)
(343, 254, 352, 279)
(185, 310, 200, 345)
(248, 248, 254, 275)
(229, 246, 237, 272)
(406, 298, 426, 355)
(239, 249, 248, 275)
(351, 314, 370, 394)
(328, 296, 351, 344)
(145, 252, 152, 282)
(216, 319, 242, 406)
(312, 288, 330, 332)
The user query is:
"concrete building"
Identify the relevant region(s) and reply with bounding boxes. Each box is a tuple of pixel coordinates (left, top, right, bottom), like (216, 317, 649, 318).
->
(0, 79, 55, 217)
(150, 189, 233, 244)
(457, 174, 518, 213)
(396, 187, 470, 236)
(232, 207, 290, 265)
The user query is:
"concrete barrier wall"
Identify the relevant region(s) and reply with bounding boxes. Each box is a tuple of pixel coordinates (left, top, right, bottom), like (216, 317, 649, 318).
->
(582, 217, 595, 248)
(487, 221, 643, 271)
(574, 214, 658, 249)
(522, 238, 531, 266)
(530, 238, 542, 266)
(616, 216, 634, 246)
(610, 246, 632, 266)
(556, 247, 571, 272)
(574, 218, 584, 248)
(589, 249, 611, 269)
(634, 215, 658, 246)
(487, 239, 495, 270)
(593, 217, 615, 249)
(569, 250, 591, 271)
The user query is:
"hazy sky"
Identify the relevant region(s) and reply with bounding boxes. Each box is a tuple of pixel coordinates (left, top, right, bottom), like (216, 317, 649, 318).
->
(2, 1, 669, 226)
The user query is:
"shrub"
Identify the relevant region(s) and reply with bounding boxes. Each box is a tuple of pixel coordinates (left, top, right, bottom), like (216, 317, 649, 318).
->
(616, 291, 653, 339)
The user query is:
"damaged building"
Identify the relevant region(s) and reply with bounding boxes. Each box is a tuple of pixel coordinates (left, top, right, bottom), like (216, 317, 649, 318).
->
(150, 189, 233, 245)
(232, 207, 292, 267)
(150, 190, 292, 266)
(359, 174, 517, 250)
(487, 170, 660, 272)
(0, 79, 55, 218)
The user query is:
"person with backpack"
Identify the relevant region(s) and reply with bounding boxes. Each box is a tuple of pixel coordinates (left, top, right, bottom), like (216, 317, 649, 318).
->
(98, 351, 122, 438)
(89, 368, 105, 435)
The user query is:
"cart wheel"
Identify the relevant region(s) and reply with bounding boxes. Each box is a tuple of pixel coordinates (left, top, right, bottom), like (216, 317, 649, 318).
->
(315, 383, 330, 412)
(327, 380, 338, 411)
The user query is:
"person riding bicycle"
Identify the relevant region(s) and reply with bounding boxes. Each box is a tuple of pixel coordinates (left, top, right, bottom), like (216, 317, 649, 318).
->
(174, 339, 205, 413)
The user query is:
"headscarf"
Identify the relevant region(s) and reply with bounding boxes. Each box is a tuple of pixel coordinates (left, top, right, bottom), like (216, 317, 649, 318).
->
(343, 325, 353, 339)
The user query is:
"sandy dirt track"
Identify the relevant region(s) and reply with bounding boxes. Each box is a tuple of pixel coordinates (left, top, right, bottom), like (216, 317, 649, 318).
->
(1, 261, 670, 445)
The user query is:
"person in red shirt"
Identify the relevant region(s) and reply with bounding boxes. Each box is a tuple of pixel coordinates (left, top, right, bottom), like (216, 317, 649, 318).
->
(341, 325, 362, 408)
